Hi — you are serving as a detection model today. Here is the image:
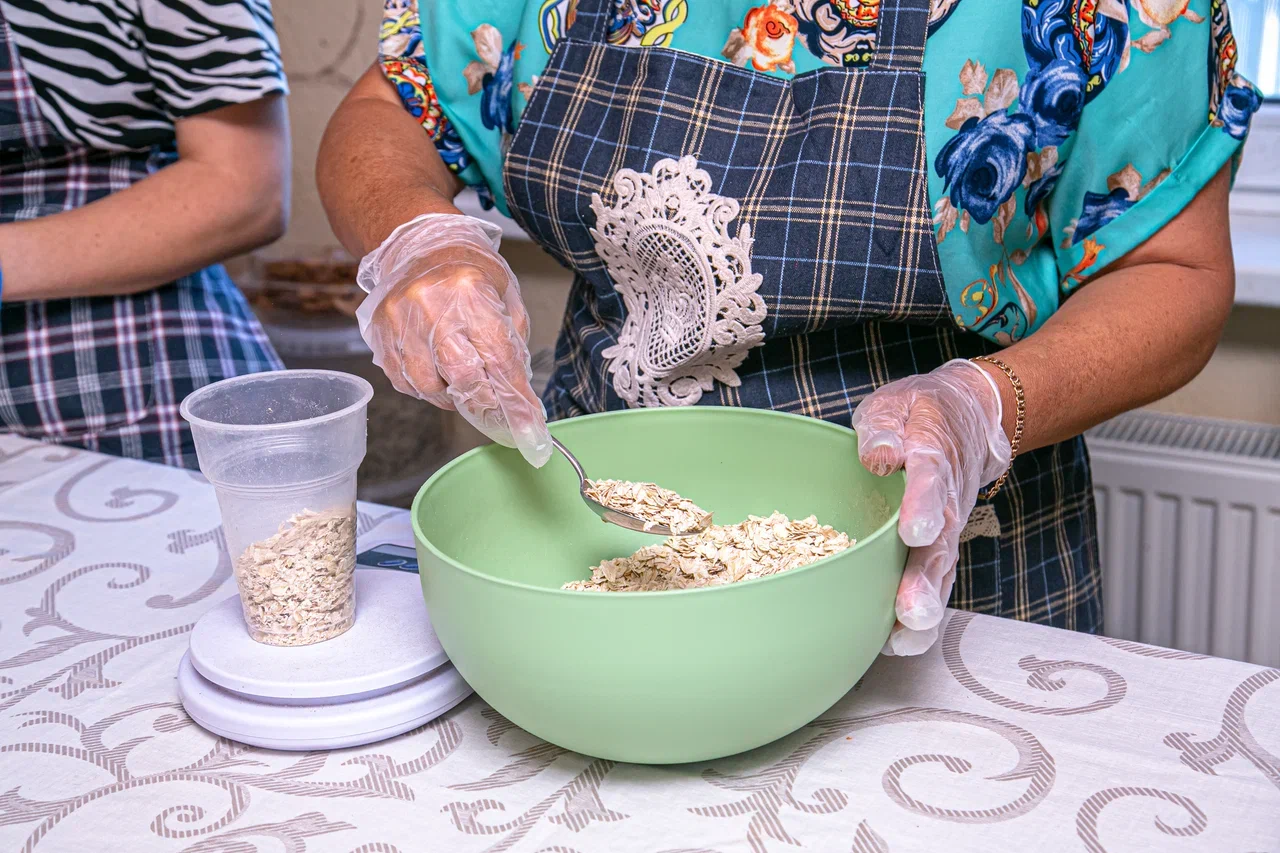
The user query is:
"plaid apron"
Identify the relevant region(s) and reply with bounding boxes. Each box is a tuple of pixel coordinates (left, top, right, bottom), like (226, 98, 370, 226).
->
(503, 0, 1101, 632)
(0, 13, 281, 470)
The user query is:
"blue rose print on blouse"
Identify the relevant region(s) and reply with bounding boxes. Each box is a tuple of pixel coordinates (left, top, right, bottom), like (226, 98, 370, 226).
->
(937, 0, 1130, 230)
(936, 112, 1037, 224)
(1022, 0, 1127, 101)
(481, 48, 517, 134)
(1062, 164, 1168, 251)
(936, 0, 1133, 342)
(1025, 159, 1063, 217)
(464, 25, 528, 138)
(1021, 0, 1127, 196)
(1219, 81, 1261, 139)
(1070, 187, 1133, 244)
(1012, 0, 1128, 198)
(1061, 0, 1259, 258)
(1019, 58, 1087, 147)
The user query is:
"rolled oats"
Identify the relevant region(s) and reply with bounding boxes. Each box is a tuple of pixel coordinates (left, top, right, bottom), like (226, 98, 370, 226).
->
(583, 478, 712, 533)
(234, 508, 357, 645)
(563, 511, 855, 592)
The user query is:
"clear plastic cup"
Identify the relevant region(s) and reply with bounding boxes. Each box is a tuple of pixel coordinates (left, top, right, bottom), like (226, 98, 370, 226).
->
(180, 370, 374, 646)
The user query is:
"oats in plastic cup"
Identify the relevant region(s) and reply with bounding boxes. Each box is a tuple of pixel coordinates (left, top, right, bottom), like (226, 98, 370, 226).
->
(181, 370, 373, 646)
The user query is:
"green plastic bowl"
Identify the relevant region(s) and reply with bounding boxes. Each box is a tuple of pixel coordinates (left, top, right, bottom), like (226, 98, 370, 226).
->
(411, 407, 906, 763)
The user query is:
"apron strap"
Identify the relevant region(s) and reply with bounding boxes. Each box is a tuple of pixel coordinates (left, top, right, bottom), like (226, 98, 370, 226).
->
(869, 0, 931, 72)
(563, 0, 613, 44)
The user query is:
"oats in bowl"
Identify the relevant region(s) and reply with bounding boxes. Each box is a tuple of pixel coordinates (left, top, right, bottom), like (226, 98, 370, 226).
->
(583, 478, 712, 534)
(564, 511, 855, 592)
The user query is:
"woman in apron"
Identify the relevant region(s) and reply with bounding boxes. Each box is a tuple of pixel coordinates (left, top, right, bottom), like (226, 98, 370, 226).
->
(0, 0, 288, 469)
(318, 0, 1256, 653)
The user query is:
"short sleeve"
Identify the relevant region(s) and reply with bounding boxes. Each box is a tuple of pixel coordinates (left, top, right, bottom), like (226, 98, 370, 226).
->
(378, 0, 494, 208)
(377, 0, 555, 216)
(1046, 0, 1260, 292)
(138, 0, 288, 118)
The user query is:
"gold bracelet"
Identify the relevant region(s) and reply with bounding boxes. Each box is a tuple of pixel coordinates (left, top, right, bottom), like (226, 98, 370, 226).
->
(971, 355, 1024, 501)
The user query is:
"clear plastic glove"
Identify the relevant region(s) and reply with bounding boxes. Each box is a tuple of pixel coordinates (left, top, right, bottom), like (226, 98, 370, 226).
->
(851, 359, 1012, 656)
(356, 213, 552, 467)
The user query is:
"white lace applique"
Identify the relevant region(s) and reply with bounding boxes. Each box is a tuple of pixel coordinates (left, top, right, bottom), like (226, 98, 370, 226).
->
(960, 504, 1002, 542)
(590, 156, 767, 408)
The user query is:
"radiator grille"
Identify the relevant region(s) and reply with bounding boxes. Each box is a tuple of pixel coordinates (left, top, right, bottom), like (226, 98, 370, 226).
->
(1087, 411, 1280, 667)
(1088, 410, 1280, 462)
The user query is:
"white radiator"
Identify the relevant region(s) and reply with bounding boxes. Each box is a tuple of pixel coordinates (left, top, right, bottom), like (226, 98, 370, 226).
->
(1087, 411, 1280, 667)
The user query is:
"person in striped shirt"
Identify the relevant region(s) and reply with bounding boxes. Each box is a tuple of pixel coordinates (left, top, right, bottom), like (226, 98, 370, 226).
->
(0, 0, 290, 469)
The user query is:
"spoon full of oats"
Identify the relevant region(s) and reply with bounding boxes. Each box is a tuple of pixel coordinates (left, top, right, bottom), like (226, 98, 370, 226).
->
(550, 436, 713, 536)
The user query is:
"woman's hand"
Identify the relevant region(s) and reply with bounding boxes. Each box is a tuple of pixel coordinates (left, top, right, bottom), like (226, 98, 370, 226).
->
(852, 360, 1012, 656)
(319, 67, 550, 467)
(357, 213, 552, 468)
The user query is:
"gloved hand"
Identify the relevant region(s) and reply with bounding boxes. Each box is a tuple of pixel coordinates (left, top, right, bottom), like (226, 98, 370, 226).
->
(851, 359, 1012, 656)
(356, 213, 552, 467)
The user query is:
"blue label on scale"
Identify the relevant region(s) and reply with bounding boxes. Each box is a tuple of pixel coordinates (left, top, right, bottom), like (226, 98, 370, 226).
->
(355, 543, 419, 573)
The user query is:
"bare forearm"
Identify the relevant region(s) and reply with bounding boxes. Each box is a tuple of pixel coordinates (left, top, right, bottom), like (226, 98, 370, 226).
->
(0, 160, 284, 301)
(0, 96, 289, 302)
(980, 261, 1233, 450)
(317, 64, 464, 258)
(976, 165, 1236, 452)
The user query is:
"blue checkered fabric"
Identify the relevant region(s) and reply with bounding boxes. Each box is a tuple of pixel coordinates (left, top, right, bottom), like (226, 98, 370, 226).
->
(503, 0, 1102, 633)
(0, 18, 281, 469)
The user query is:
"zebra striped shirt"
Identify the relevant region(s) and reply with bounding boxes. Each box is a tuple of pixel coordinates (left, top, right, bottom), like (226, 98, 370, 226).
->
(0, 0, 286, 152)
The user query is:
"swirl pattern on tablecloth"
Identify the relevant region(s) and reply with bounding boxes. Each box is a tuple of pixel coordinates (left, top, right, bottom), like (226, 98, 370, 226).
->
(2, 434, 1277, 852)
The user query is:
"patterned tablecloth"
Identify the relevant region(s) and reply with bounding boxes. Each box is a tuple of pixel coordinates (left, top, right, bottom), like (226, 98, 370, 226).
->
(1, 436, 1278, 853)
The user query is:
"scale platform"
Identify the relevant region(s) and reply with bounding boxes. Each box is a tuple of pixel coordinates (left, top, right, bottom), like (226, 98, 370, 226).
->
(179, 549, 471, 751)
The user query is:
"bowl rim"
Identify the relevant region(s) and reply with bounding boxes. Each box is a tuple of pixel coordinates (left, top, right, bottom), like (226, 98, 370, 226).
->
(411, 407, 905, 599)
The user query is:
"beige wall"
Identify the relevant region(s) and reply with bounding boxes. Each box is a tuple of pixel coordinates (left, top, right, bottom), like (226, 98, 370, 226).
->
(1150, 306, 1280, 425)
(270, 0, 378, 261)
(270, 0, 1278, 426)
(269, 0, 573, 355)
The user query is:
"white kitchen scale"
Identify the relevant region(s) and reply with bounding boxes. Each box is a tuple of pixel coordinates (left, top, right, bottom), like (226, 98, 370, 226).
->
(178, 544, 472, 751)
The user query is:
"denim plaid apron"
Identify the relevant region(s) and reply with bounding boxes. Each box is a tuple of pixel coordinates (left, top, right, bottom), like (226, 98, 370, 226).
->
(503, 0, 1100, 631)
(0, 13, 281, 470)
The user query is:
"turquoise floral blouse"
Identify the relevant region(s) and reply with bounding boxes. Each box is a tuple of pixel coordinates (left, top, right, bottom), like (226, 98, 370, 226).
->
(378, 0, 1259, 344)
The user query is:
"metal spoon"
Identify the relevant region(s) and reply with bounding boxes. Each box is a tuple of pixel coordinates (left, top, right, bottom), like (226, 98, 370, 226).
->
(550, 436, 712, 536)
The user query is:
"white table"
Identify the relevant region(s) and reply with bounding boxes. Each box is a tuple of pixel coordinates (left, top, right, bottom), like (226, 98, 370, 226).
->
(2, 436, 1277, 852)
